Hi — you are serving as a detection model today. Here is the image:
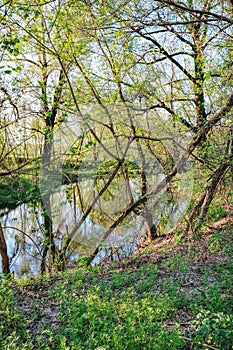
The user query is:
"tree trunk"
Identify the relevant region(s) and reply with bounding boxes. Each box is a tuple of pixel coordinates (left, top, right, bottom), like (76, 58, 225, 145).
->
(192, 161, 231, 234)
(0, 223, 10, 274)
(189, 125, 233, 234)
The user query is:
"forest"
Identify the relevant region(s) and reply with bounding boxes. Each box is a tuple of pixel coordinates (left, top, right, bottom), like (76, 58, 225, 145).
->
(0, 0, 232, 349)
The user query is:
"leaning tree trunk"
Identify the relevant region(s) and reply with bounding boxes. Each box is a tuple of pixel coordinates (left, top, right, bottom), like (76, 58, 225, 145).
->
(86, 106, 233, 266)
(0, 222, 10, 274)
(189, 125, 233, 234)
(192, 161, 231, 234)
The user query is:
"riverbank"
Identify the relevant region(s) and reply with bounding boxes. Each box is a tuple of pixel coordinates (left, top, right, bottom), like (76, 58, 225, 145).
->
(0, 221, 232, 349)
(0, 177, 39, 210)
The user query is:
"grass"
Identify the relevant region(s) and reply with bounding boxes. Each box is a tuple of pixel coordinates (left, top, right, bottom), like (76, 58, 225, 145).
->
(0, 226, 233, 349)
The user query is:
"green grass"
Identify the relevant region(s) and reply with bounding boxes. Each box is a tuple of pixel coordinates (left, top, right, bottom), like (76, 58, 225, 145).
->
(0, 229, 233, 349)
(0, 277, 32, 350)
(48, 267, 185, 350)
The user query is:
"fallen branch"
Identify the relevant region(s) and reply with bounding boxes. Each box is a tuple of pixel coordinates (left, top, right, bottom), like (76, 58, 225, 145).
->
(181, 336, 220, 350)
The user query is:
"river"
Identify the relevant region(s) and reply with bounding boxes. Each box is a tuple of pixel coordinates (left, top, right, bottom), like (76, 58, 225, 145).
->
(0, 183, 145, 276)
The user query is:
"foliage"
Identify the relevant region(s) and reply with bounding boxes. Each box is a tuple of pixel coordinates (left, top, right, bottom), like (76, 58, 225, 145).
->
(0, 277, 31, 349)
(192, 310, 233, 348)
(97, 159, 141, 179)
(207, 202, 227, 222)
(0, 5, 232, 349)
(0, 0, 232, 274)
(1, 232, 233, 349)
(0, 178, 39, 210)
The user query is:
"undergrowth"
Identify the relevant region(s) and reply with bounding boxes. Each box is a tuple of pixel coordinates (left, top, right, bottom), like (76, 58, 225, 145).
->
(0, 227, 233, 349)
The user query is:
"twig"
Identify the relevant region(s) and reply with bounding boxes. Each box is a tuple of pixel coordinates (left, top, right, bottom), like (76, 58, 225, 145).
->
(181, 336, 220, 350)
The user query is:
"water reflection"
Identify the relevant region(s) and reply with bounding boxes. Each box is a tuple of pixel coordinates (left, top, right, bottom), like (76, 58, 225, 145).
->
(0, 171, 191, 276)
(0, 184, 144, 276)
(0, 203, 43, 276)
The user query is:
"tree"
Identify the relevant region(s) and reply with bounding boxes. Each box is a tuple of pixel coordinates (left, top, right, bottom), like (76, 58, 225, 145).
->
(0, 223, 10, 274)
(0, 0, 232, 272)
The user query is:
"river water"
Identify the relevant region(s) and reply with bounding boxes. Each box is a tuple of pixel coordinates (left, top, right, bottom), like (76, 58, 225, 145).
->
(0, 184, 145, 276)
(0, 172, 190, 276)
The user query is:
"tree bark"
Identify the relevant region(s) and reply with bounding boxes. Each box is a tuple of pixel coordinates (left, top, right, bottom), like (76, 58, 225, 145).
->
(189, 125, 233, 233)
(192, 161, 231, 233)
(0, 223, 10, 274)
(86, 92, 233, 265)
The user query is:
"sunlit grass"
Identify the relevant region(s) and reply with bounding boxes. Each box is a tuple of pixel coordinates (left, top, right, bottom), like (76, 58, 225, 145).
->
(0, 231, 233, 349)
